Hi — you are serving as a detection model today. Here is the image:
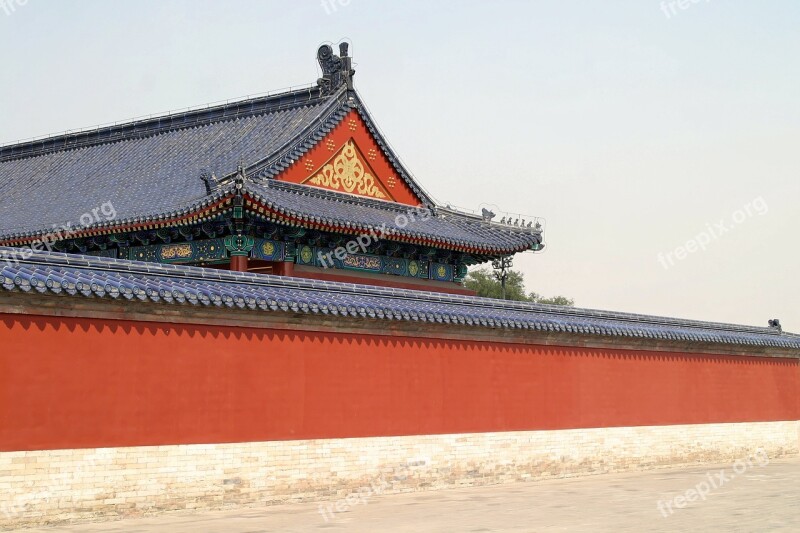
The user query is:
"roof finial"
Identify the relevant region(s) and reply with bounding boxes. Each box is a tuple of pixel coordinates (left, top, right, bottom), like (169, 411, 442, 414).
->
(317, 42, 355, 94)
(234, 162, 246, 191)
(199, 168, 219, 194)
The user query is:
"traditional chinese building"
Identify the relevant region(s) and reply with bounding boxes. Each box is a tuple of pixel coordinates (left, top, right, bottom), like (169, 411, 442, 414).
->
(0, 43, 543, 295)
(0, 43, 797, 529)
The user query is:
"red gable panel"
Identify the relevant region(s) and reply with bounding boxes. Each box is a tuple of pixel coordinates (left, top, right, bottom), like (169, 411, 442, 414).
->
(274, 110, 424, 206)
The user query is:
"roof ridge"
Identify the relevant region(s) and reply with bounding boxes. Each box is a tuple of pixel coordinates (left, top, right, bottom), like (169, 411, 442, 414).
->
(351, 96, 436, 207)
(236, 88, 352, 181)
(0, 85, 329, 162)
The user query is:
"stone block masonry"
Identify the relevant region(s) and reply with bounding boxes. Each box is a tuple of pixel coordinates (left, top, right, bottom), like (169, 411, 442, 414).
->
(1, 421, 797, 528)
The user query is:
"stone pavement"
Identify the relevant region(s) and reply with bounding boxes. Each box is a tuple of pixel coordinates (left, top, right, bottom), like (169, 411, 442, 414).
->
(9, 457, 799, 532)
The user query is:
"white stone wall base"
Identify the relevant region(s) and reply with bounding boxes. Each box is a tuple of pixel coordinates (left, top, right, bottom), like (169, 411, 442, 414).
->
(1, 420, 798, 528)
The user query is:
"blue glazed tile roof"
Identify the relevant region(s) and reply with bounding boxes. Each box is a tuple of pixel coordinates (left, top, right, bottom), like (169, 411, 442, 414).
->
(0, 85, 540, 254)
(0, 87, 345, 239)
(2, 247, 797, 352)
(0, 84, 539, 255)
(247, 181, 543, 254)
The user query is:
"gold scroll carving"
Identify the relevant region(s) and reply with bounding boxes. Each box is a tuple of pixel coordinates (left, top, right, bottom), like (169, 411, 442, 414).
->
(306, 140, 387, 199)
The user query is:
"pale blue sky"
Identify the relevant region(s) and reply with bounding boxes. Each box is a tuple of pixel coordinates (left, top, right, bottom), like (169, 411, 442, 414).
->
(1, 0, 798, 328)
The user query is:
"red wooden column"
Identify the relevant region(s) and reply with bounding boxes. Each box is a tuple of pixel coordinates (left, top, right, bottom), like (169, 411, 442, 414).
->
(271, 245, 296, 277)
(230, 255, 248, 272)
(273, 261, 294, 277)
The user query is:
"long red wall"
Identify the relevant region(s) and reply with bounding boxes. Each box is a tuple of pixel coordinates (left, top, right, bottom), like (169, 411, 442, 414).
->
(0, 313, 797, 452)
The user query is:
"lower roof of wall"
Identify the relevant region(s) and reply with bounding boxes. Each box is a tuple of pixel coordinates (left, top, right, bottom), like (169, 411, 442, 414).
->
(2, 247, 799, 356)
(1, 290, 798, 360)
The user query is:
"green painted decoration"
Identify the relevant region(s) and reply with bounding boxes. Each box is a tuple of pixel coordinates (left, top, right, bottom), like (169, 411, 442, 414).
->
(128, 239, 227, 264)
(251, 239, 285, 261)
(224, 235, 255, 257)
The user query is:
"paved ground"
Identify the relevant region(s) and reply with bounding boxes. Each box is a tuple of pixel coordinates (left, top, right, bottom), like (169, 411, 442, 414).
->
(10, 457, 800, 532)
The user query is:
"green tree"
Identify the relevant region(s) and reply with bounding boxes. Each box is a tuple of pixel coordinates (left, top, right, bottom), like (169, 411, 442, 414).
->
(464, 268, 574, 306)
(464, 268, 528, 301)
(528, 293, 575, 306)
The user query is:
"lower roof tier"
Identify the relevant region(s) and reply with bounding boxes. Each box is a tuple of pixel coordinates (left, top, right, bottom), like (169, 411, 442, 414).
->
(0, 179, 544, 260)
(1, 247, 797, 351)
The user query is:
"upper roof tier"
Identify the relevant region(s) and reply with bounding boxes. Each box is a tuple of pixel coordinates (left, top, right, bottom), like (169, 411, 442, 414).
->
(0, 43, 543, 257)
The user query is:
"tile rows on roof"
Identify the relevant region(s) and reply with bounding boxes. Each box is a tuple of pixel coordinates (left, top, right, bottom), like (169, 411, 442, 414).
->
(247, 181, 543, 254)
(0, 87, 332, 162)
(0, 89, 345, 239)
(0, 81, 539, 258)
(1, 248, 798, 351)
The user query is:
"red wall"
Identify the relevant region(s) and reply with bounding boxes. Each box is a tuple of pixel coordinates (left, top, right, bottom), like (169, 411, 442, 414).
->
(0, 313, 797, 452)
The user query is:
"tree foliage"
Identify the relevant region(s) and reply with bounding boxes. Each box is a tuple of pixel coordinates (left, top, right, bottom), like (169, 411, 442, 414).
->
(464, 268, 574, 306)
(528, 293, 575, 306)
(463, 269, 528, 301)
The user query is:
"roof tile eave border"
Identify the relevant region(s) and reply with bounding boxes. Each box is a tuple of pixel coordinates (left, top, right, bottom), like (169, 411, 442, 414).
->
(0, 188, 236, 246)
(242, 186, 541, 256)
(1, 246, 798, 353)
